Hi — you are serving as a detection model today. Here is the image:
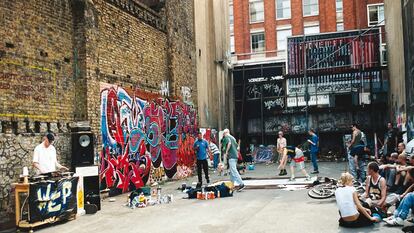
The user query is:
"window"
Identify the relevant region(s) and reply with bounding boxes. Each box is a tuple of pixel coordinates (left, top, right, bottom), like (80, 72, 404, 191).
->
(368, 4, 385, 26)
(229, 3, 234, 33)
(336, 23, 344, 31)
(336, 0, 343, 22)
(229, 3, 234, 26)
(251, 32, 265, 53)
(276, 0, 291, 19)
(303, 0, 319, 16)
(381, 43, 387, 65)
(230, 35, 235, 54)
(277, 28, 292, 52)
(304, 25, 319, 35)
(249, 0, 264, 23)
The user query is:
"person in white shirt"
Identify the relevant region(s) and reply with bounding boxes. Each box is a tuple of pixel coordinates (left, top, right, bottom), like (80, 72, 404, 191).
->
(335, 172, 379, 228)
(32, 133, 68, 174)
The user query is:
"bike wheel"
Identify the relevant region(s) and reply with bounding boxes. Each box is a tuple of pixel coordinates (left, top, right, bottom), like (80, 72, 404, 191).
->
(308, 185, 336, 199)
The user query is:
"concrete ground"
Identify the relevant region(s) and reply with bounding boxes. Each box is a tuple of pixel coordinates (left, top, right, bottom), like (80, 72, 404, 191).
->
(32, 162, 403, 233)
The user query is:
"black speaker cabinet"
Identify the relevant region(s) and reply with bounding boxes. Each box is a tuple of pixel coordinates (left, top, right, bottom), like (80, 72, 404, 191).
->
(71, 131, 94, 170)
(84, 175, 101, 210)
(76, 166, 101, 211)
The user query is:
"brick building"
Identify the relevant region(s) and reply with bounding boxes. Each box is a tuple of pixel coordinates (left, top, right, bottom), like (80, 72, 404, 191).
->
(230, 0, 388, 156)
(0, 0, 202, 229)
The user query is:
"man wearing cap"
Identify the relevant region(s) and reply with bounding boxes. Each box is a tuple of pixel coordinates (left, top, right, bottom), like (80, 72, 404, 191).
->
(32, 133, 68, 174)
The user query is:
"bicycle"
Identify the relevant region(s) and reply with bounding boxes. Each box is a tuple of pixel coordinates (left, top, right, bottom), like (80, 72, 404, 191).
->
(308, 177, 365, 199)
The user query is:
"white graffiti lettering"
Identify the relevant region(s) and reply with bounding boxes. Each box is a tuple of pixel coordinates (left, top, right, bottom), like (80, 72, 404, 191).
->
(36, 181, 72, 213)
(160, 81, 169, 96)
(264, 98, 285, 110)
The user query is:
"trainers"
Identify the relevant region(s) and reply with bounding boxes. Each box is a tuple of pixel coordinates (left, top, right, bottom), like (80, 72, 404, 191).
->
(237, 184, 245, 192)
(289, 177, 296, 181)
(278, 170, 284, 176)
(281, 169, 288, 176)
(383, 216, 394, 222)
(386, 217, 404, 226)
(404, 219, 414, 227)
(311, 171, 319, 174)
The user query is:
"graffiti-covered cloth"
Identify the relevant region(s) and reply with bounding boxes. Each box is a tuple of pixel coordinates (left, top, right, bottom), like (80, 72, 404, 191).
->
(28, 177, 78, 223)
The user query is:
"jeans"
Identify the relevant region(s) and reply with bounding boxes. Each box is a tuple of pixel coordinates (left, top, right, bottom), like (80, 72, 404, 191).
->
(394, 193, 414, 220)
(347, 148, 367, 183)
(310, 151, 319, 172)
(382, 168, 397, 188)
(229, 158, 244, 186)
(197, 159, 209, 184)
(213, 153, 220, 169)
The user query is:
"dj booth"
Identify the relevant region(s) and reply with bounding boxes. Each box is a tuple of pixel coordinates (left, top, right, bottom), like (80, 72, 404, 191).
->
(13, 172, 80, 232)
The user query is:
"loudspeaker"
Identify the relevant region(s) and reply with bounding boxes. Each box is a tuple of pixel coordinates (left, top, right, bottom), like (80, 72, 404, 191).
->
(71, 131, 94, 170)
(84, 175, 101, 210)
(76, 166, 101, 211)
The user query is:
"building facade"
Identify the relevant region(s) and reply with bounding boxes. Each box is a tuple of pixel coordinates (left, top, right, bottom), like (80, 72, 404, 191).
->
(195, 0, 232, 132)
(384, 0, 414, 142)
(231, 0, 387, 155)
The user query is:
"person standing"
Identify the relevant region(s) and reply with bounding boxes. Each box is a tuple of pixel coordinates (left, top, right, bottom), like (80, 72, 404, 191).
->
(32, 133, 69, 174)
(347, 123, 363, 180)
(307, 129, 319, 174)
(277, 131, 287, 175)
(222, 129, 245, 191)
(208, 141, 220, 172)
(383, 122, 399, 156)
(193, 132, 210, 185)
(285, 146, 311, 181)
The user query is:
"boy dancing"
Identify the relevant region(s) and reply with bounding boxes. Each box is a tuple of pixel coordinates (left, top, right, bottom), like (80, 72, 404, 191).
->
(285, 146, 311, 181)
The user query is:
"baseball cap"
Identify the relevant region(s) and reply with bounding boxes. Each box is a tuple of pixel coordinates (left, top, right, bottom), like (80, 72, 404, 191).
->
(46, 133, 55, 142)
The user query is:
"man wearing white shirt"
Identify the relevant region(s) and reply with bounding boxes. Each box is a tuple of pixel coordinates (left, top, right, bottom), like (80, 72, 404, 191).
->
(32, 133, 68, 174)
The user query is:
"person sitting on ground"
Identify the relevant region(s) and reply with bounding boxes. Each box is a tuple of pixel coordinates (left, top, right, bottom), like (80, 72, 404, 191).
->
(286, 145, 311, 181)
(381, 147, 408, 193)
(380, 153, 399, 191)
(361, 162, 387, 209)
(335, 172, 379, 228)
(384, 192, 414, 226)
(394, 153, 408, 190)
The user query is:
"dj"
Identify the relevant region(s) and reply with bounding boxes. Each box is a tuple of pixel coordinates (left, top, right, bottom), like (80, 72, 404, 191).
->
(32, 133, 69, 174)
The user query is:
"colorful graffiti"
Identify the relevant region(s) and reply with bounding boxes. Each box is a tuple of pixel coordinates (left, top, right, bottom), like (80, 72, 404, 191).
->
(100, 84, 198, 193)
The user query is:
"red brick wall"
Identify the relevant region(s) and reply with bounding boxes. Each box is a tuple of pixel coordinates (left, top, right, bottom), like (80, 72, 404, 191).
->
(264, 0, 276, 56)
(233, 0, 384, 60)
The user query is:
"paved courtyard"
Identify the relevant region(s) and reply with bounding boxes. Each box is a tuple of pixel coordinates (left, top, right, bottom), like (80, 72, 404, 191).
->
(32, 162, 402, 233)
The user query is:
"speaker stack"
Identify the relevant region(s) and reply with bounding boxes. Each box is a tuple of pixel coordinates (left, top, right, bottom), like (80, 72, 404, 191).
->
(71, 124, 101, 211)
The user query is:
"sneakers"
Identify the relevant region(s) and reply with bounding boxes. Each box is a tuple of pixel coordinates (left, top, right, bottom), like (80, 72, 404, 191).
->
(385, 217, 405, 226)
(289, 177, 296, 181)
(278, 169, 288, 176)
(237, 184, 245, 192)
(404, 219, 414, 227)
(311, 171, 319, 174)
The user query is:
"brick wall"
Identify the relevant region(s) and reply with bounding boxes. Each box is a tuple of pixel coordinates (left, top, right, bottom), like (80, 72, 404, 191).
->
(0, 0, 75, 123)
(0, 0, 197, 229)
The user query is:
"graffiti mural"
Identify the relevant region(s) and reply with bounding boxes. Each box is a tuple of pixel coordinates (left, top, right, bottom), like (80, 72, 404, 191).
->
(100, 83, 198, 193)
